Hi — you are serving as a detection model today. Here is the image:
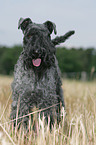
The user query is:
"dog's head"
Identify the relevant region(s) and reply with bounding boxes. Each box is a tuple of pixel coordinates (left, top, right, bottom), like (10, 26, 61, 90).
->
(18, 18, 57, 71)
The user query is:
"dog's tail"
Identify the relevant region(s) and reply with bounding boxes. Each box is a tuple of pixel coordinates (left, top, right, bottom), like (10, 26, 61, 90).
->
(52, 30, 75, 46)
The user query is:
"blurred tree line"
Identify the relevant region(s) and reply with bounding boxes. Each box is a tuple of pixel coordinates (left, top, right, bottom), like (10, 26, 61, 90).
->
(0, 45, 96, 76)
(0, 45, 22, 75)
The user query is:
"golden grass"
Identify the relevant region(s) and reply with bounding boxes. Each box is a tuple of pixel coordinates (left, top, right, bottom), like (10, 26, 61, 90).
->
(0, 76, 96, 145)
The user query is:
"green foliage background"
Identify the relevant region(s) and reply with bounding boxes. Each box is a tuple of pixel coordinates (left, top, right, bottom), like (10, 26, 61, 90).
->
(0, 45, 96, 75)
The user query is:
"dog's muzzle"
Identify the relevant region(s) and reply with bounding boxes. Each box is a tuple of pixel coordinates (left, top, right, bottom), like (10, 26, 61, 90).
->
(32, 49, 42, 67)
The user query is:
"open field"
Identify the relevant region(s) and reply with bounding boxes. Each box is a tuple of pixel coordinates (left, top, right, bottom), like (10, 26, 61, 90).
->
(0, 75, 96, 145)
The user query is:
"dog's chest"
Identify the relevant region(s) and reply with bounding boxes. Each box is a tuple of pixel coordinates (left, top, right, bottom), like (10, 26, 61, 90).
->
(14, 57, 57, 95)
(28, 68, 57, 93)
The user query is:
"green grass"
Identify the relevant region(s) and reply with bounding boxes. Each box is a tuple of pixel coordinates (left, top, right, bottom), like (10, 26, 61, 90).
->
(0, 76, 96, 145)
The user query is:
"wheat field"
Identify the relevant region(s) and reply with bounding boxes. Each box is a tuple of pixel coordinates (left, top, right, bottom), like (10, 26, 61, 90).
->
(0, 75, 96, 145)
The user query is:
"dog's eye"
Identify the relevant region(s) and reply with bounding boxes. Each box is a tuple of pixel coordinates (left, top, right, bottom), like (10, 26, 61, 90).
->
(27, 34, 31, 39)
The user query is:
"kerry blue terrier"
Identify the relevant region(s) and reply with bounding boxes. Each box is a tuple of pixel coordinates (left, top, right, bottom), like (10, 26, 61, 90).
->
(10, 17, 75, 128)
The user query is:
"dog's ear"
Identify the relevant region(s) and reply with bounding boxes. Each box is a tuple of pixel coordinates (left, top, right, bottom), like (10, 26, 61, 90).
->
(18, 18, 32, 32)
(44, 21, 57, 35)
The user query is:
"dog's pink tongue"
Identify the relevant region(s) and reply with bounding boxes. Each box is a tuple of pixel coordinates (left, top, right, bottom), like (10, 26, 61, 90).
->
(32, 58, 41, 67)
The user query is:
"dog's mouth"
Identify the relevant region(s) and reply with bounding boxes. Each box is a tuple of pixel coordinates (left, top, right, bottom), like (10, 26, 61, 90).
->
(32, 58, 41, 67)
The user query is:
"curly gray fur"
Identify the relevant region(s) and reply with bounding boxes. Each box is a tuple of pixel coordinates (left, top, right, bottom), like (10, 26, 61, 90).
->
(10, 17, 75, 128)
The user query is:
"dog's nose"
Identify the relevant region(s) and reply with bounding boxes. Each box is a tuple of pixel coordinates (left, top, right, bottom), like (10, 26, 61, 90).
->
(35, 50, 38, 54)
(34, 49, 39, 54)
(33, 49, 39, 58)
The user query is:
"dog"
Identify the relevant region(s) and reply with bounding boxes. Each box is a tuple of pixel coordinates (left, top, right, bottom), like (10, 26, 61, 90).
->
(10, 17, 75, 128)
